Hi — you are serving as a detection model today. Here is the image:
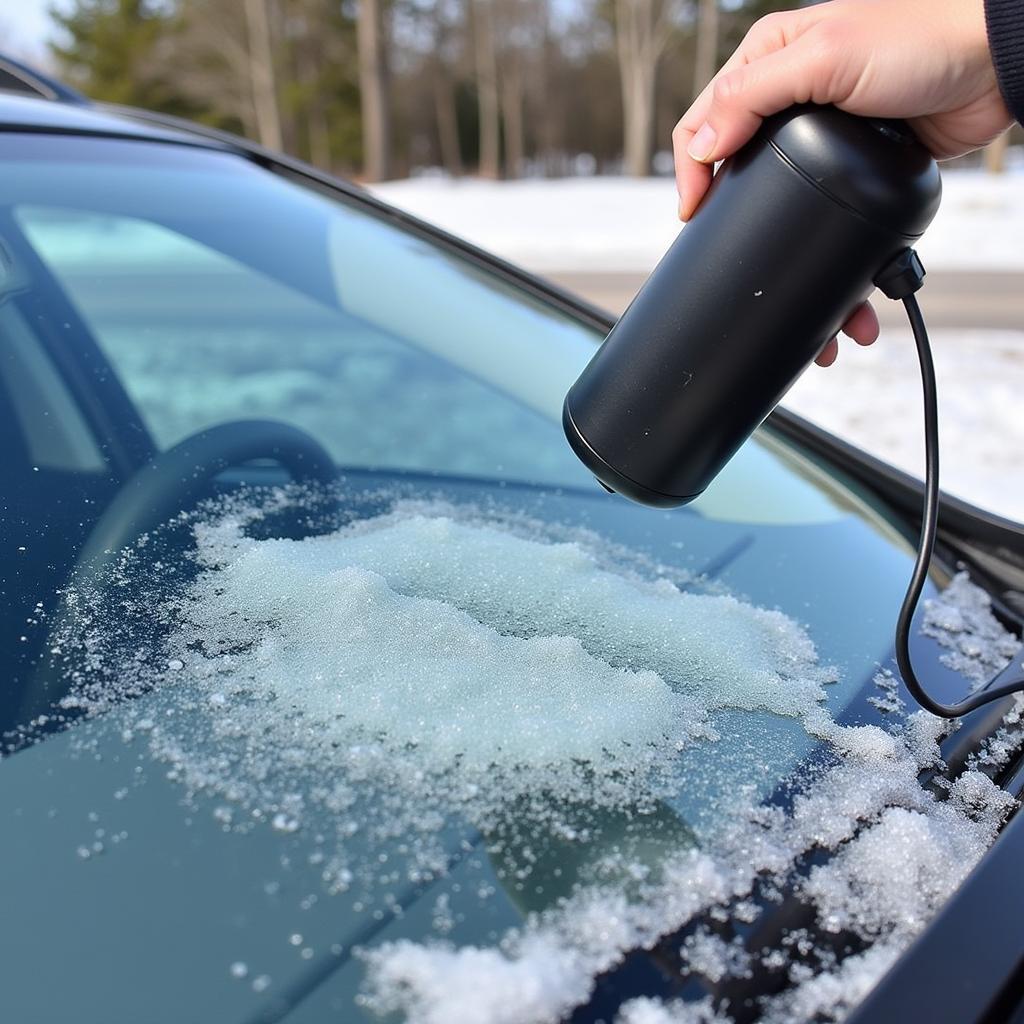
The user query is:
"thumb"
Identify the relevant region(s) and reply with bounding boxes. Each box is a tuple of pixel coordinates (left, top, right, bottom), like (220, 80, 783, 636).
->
(687, 34, 831, 164)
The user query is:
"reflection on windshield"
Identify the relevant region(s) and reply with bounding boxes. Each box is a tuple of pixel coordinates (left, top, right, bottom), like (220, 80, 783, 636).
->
(10, 139, 599, 488)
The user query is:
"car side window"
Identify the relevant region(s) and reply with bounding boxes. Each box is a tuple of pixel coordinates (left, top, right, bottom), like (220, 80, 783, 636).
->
(15, 202, 594, 488)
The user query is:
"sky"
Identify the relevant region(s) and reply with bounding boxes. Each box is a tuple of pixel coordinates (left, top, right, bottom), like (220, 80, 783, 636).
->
(2, 0, 62, 63)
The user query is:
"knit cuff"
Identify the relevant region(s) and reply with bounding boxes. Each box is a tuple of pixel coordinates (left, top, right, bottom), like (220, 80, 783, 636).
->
(985, 0, 1024, 124)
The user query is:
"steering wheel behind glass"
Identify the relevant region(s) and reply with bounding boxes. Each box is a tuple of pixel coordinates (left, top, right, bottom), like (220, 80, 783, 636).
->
(19, 419, 336, 723)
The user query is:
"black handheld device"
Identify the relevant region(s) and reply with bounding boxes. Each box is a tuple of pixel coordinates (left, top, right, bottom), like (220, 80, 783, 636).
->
(563, 104, 1024, 719)
(564, 105, 940, 507)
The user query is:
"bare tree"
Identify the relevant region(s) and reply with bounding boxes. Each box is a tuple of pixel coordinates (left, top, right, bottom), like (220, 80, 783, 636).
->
(429, 0, 465, 177)
(534, 0, 602, 176)
(359, 0, 392, 181)
(244, 0, 283, 150)
(295, 22, 332, 169)
(495, 0, 547, 178)
(53, 0, 793, 180)
(433, 69, 464, 177)
(531, 2, 559, 175)
(614, 0, 676, 176)
(175, 1, 282, 144)
(499, 45, 525, 177)
(693, 0, 719, 95)
(473, 0, 501, 178)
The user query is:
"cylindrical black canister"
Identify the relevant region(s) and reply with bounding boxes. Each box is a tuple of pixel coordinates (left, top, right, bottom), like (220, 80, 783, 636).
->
(563, 105, 942, 507)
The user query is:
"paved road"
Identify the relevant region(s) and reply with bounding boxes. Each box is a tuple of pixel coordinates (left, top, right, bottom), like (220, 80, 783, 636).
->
(546, 269, 1024, 329)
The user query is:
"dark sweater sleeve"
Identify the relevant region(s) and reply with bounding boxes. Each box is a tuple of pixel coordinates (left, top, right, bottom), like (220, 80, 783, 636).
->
(986, 0, 1024, 124)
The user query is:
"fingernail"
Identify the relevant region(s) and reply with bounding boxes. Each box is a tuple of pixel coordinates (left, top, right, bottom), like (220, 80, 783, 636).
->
(687, 122, 717, 162)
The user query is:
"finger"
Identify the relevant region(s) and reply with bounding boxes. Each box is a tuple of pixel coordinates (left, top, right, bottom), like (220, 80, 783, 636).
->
(840, 301, 880, 346)
(677, 9, 803, 139)
(673, 73, 729, 219)
(673, 140, 712, 222)
(673, 22, 791, 219)
(815, 336, 839, 367)
(687, 32, 833, 166)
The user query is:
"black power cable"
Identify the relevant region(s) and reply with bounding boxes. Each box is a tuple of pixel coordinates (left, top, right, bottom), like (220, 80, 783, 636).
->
(879, 253, 1024, 718)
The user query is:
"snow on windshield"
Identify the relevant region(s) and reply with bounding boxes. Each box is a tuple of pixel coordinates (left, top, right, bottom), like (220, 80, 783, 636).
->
(187, 501, 835, 756)
(922, 570, 1022, 686)
(361, 712, 1013, 1024)
(32, 487, 1023, 1023)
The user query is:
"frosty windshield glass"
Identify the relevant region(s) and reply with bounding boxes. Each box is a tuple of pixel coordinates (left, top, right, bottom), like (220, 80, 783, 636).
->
(1, 132, 1018, 1024)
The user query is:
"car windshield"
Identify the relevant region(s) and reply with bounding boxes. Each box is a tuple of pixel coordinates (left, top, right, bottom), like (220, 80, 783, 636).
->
(0, 130, 1018, 1024)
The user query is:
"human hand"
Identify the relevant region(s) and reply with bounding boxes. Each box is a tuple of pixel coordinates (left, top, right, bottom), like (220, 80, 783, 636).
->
(672, 0, 1013, 365)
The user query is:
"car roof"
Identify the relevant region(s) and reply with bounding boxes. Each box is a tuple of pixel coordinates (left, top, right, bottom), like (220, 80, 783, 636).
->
(0, 90, 233, 150)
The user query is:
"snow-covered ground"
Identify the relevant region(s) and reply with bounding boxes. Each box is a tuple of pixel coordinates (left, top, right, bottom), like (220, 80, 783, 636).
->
(373, 169, 1024, 275)
(784, 327, 1024, 520)
(373, 170, 1024, 521)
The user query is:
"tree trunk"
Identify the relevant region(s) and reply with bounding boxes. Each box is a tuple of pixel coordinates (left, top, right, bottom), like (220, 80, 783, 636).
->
(616, 0, 662, 177)
(474, 0, 501, 178)
(307, 64, 332, 171)
(358, 0, 391, 182)
(984, 131, 1010, 174)
(501, 53, 525, 178)
(431, 3, 464, 178)
(534, 3, 558, 176)
(433, 62, 464, 177)
(243, 0, 283, 151)
(621, 66, 656, 175)
(693, 0, 719, 94)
